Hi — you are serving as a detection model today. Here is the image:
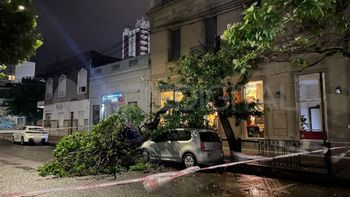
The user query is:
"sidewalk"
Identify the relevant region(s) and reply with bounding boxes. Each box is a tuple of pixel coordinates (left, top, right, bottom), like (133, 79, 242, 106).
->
(47, 135, 63, 146)
(222, 147, 350, 187)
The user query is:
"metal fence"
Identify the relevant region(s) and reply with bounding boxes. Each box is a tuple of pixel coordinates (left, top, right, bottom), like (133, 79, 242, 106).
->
(257, 139, 301, 169)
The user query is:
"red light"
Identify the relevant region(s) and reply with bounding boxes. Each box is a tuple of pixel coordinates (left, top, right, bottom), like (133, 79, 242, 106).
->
(200, 142, 205, 151)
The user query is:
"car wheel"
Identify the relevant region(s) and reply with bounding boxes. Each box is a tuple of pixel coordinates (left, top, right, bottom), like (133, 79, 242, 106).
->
(142, 149, 150, 161)
(182, 153, 196, 168)
(20, 137, 25, 145)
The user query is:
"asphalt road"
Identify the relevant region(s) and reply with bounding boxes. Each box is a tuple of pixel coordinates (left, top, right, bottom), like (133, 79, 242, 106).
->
(1, 140, 350, 197)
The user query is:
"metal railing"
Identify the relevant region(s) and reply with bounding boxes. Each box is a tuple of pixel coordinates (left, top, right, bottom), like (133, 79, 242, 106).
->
(257, 139, 301, 170)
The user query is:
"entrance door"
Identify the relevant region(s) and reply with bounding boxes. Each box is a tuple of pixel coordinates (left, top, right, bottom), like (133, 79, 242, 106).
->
(297, 73, 327, 140)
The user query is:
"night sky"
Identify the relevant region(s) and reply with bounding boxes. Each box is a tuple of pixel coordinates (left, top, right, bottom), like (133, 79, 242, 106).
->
(31, 0, 149, 75)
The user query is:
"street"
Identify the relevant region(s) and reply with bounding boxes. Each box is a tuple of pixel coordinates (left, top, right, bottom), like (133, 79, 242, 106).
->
(0, 140, 350, 197)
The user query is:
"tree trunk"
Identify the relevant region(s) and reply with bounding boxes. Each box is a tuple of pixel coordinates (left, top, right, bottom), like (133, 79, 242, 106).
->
(145, 105, 172, 131)
(218, 112, 241, 152)
(214, 86, 241, 153)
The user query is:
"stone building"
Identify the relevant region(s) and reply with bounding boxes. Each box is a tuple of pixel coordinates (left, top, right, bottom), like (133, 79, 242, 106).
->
(89, 54, 151, 125)
(148, 0, 350, 146)
(42, 51, 119, 136)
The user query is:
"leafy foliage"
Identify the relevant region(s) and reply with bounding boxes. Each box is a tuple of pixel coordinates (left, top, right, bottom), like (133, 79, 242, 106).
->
(38, 105, 149, 177)
(0, 0, 42, 76)
(6, 77, 45, 125)
(222, 0, 350, 72)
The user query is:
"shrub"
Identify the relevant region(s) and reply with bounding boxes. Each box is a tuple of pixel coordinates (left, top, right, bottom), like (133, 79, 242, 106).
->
(39, 105, 148, 177)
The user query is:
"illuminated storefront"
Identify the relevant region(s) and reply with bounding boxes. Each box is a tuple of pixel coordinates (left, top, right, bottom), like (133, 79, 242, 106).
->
(244, 80, 265, 138)
(101, 92, 125, 119)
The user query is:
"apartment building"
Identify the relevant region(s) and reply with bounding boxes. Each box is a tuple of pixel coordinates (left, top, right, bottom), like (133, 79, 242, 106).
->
(42, 51, 119, 136)
(148, 0, 350, 145)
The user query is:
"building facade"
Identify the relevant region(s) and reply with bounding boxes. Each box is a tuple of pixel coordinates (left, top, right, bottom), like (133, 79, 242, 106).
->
(42, 51, 118, 136)
(148, 0, 350, 145)
(122, 17, 150, 59)
(0, 61, 36, 128)
(89, 55, 151, 125)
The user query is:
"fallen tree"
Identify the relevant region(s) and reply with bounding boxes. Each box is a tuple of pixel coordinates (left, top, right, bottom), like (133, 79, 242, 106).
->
(38, 105, 151, 177)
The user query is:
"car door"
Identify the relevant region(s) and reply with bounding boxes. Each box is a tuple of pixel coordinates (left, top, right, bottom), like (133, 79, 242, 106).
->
(150, 130, 169, 160)
(165, 130, 180, 161)
(12, 128, 17, 141)
(156, 130, 173, 161)
(14, 127, 22, 141)
(19, 127, 26, 140)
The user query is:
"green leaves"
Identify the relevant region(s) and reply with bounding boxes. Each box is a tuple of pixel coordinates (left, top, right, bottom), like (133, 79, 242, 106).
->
(6, 78, 45, 124)
(39, 105, 148, 177)
(0, 0, 42, 66)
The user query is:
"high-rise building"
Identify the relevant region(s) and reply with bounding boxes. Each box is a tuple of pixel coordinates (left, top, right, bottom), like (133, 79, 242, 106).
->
(122, 17, 150, 59)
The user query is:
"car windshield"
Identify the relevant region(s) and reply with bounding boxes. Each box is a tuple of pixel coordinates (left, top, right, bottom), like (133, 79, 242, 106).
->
(199, 132, 220, 142)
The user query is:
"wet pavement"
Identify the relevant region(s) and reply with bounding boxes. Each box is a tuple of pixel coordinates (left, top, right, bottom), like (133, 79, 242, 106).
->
(1, 140, 350, 197)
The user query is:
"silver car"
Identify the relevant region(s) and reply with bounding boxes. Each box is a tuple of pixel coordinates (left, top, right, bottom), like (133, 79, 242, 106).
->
(141, 128, 223, 168)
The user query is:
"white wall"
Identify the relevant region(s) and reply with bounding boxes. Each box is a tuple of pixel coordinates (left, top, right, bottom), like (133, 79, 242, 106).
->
(43, 99, 90, 120)
(89, 55, 151, 125)
(15, 61, 35, 82)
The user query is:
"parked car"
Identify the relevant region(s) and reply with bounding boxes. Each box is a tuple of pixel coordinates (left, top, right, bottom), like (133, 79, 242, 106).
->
(141, 128, 223, 168)
(12, 126, 48, 145)
(120, 127, 145, 147)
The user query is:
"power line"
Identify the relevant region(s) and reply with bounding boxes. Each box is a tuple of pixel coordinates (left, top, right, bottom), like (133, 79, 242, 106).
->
(98, 1, 245, 56)
(45, 1, 247, 71)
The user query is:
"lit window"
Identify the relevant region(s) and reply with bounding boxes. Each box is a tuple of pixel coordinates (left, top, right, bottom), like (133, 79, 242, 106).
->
(77, 69, 87, 94)
(45, 78, 53, 99)
(8, 75, 16, 81)
(244, 80, 264, 138)
(58, 75, 66, 97)
(160, 91, 183, 107)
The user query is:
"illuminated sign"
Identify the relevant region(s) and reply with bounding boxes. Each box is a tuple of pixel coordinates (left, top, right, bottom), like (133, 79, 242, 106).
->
(102, 93, 125, 104)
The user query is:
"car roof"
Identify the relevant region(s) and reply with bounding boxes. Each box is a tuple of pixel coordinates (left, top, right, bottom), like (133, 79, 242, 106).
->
(24, 126, 44, 129)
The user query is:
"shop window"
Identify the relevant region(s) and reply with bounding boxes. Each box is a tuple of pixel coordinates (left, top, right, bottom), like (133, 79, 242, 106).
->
(168, 29, 181, 61)
(160, 91, 183, 107)
(244, 81, 264, 138)
(58, 75, 66, 97)
(298, 73, 327, 140)
(77, 69, 87, 94)
(46, 78, 53, 99)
